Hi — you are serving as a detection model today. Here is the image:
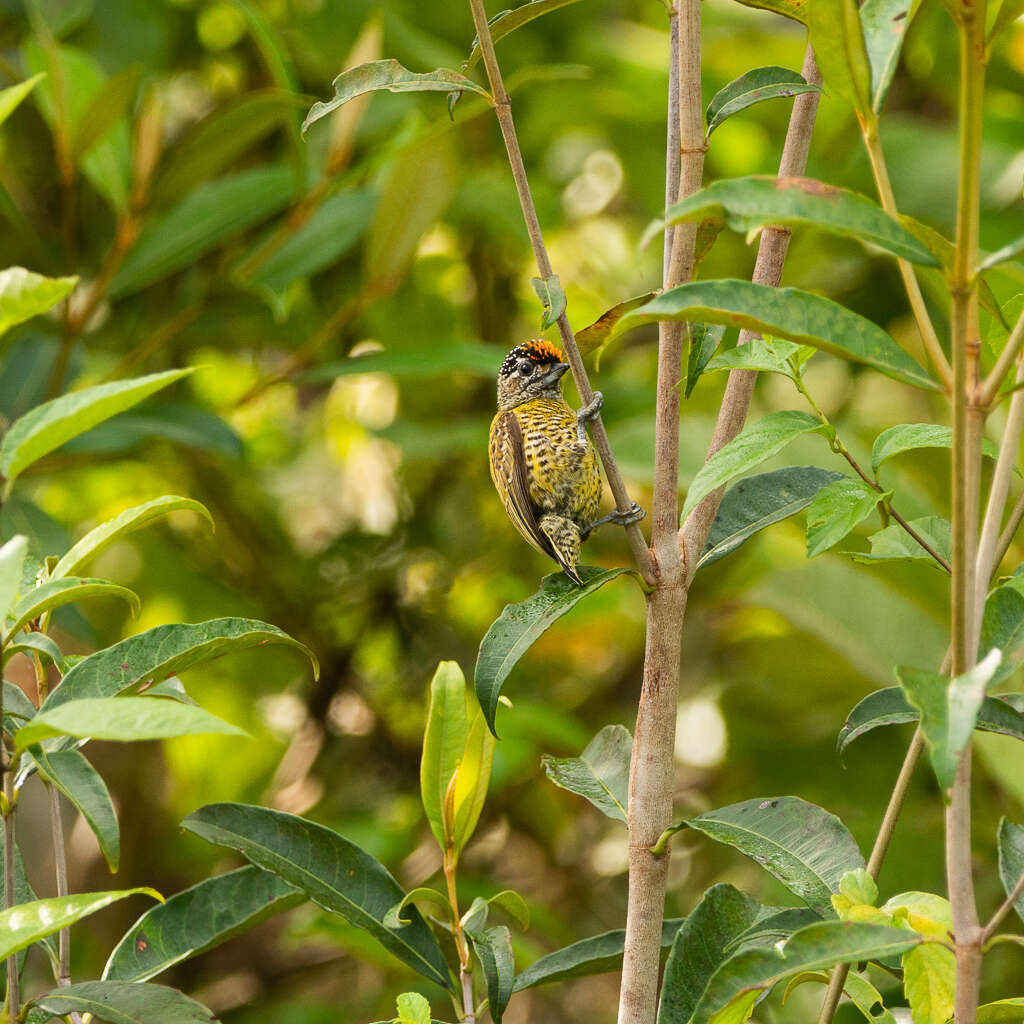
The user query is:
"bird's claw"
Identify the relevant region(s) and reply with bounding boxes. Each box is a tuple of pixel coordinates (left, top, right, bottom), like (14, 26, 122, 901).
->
(587, 502, 646, 532)
(576, 391, 603, 446)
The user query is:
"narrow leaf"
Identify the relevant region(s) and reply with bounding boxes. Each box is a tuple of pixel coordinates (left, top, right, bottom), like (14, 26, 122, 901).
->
(805, 478, 885, 558)
(706, 67, 819, 136)
(70, 65, 142, 163)
(837, 688, 1024, 755)
(2, 681, 37, 735)
(420, 661, 468, 851)
(576, 292, 658, 357)
(685, 797, 866, 915)
(0, 266, 77, 339)
(451, 690, 495, 858)
(31, 748, 120, 871)
(700, 467, 843, 570)
(997, 819, 1024, 925)
(474, 566, 636, 735)
(0, 534, 28, 621)
(704, 337, 803, 378)
(43, 618, 318, 710)
(807, 0, 874, 115)
(52, 496, 214, 580)
(872, 423, 1000, 475)
(3, 632, 66, 673)
(182, 803, 453, 990)
(724, 907, 821, 953)
(104, 866, 302, 982)
(0, 889, 160, 960)
(531, 274, 566, 330)
(979, 234, 1024, 273)
(542, 724, 631, 822)
(897, 649, 1002, 794)
(462, 0, 585, 73)
(6, 578, 140, 641)
(29, 981, 216, 1024)
(385, 888, 452, 929)
(468, 925, 514, 1024)
(685, 324, 726, 397)
(681, 410, 829, 524)
(0, 369, 192, 488)
(852, 516, 951, 566)
(303, 59, 490, 135)
(989, 0, 1024, 40)
(512, 917, 685, 991)
(658, 884, 764, 1024)
(616, 280, 938, 392)
(0, 74, 45, 130)
(691, 921, 924, 1024)
(862, 0, 923, 112)
(667, 176, 937, 265)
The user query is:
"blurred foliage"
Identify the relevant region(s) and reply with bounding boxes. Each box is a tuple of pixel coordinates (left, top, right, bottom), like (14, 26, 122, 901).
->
(0, 0, 1022, 1020)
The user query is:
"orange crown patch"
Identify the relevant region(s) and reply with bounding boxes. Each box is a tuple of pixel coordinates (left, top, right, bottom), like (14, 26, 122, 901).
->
(519, 339, 563, 363)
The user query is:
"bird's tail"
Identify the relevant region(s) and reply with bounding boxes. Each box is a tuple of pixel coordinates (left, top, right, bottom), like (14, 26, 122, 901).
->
(539, 514, 583, 585)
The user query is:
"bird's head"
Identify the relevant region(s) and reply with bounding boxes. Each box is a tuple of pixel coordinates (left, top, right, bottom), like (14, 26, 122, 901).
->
(496, 340, 570, 411)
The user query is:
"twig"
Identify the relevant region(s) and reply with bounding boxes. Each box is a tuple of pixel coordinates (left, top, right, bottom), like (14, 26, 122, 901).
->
(980, 306, 1024, 408)
(981, 869, 1024, 945)
(3, 770, 17, 1018)
(465, 0, 653, 584)
(680, 46, 822, 563)
(47, 784, 71, 987)
(994, 489, 1024, 568)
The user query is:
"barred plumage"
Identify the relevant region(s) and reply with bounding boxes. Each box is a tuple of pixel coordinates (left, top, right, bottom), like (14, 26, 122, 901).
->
(488, 342, 602, 584)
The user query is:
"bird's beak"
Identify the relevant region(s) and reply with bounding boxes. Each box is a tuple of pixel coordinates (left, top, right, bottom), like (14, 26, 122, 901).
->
(542, 363, 570, 386)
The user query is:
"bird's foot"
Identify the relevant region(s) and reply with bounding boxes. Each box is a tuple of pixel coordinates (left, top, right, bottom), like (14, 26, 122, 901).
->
(587, 502, 646, 532)
(576, 391, 603, 447)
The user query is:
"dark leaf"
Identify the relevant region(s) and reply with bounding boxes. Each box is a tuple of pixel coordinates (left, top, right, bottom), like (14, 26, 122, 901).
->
(706, 68, 819, 135)
(542, 724, 631, 822)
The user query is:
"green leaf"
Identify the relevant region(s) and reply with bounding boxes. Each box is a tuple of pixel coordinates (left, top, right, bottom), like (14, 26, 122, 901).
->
(897, 650, 1002, 794)
(6, 577, 140, 641)
(836, 971, 899, 1024)
(43, 617, 318, 710)
(512, 917, 685, 991)
(837, 688, 1024, 755)
(852, 516, 951, 566)
(51, 496, 213, 580)
(978, 999, 1024, 1023)
(979, 233, 1024, 273)
(981, 584, 1024, 683)
(104, 866, 302, 982)
(704, 337, 803, 378)
(616, 280, 937, 392)
(724, 908, 821, 953)
(2, 681, 37, 735)
(861, 0, 923, 113)
(302, 59, 491, 136)
(0, 535, 28, 620)
(872, 423, 1001, 475)
(70, 64, 141, 163)
(684, 797, 866, 916)
(31, 748, 119, 871)
(997, 819, 1024, 925)
(699, 467, 842, 569)
(666, 177, 937, 266)
(658, 884, 764, 1024)
(111, 166, 297, 297)
(691, 921, 924, 1024)
(245, 189, 375, 298)
(420, 661, 468, 850)
(462, 0, 585, 74)
(29, 981, 217, 1024)
(576, 292, 658, 357)
(805, 478, 885, 559)
(0, 889, 160, 960)
(467, 925, 514, 1024)
(685, 324, 726, 397)
(727, 0, 808, 23)
(0, 368, 192, 489)
(989, 0, 1024, 41)
(3, 631, 66, 673)
(484, 891, 530, 932)
(15, 696, 245, 749)
(451, 689, 495, 859)
(0, 266, 78, 339)
(531, 274, 566, 330)
(807, 0, 874, 115)
(681, 411, 829, 524)
(0, 73, 45, 130)
(0, 824, 53, 978)
(903, 943, 955, 1024)
(395, 991, 432, 1024)
(182, 803, 453, 990)
(705, 68, 819, 136)
(542, 724, 631, 823)
(154, 89, 307, 204)
(385, 887, 452, 929)
(474, 566, 636, 735)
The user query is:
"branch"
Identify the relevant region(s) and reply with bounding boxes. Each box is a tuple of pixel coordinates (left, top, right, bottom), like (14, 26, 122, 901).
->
(465, 0, 653, 583)
(994, 488, 1024, 569)
(980, 305, 1024, 408)
(981, 869, 1024, 945)
(680, 46, 822, 562)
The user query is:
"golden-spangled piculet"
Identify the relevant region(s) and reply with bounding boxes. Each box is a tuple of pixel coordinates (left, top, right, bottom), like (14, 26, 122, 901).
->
(488, 340, 644, 584)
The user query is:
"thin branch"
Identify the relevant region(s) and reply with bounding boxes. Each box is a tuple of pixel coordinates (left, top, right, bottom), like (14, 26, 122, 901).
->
(980, 306, 1024, 408)
(981, 869, 1024, 945)
(465, 0, 653, 583)
(3, 770, 17, 1018)
(680, 46, 822, 562)
(861, 126, 952, 393)
(994, 488, 1024, 568)
(47, 784, 71, 987)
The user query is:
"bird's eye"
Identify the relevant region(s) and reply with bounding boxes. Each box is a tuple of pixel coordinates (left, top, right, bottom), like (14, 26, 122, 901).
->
(518, 359, 533, 376)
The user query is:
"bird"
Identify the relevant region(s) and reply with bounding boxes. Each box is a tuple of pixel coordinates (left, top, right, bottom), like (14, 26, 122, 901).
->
(488, 339, 644, 584)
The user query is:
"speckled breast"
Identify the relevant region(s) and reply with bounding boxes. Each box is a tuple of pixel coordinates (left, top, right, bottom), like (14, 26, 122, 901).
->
(514, 397, 601, 523)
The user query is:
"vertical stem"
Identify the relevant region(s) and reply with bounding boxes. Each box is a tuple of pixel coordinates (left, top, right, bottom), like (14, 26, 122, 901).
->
(48, 785, 71, 986)
(2, 770, 17, 1019)
(443, 857, 475, 1024)
(948, 4, 987, 1020)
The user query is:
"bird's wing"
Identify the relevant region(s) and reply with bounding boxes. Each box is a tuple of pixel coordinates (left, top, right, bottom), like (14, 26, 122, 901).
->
(489, 411, 553, 559)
